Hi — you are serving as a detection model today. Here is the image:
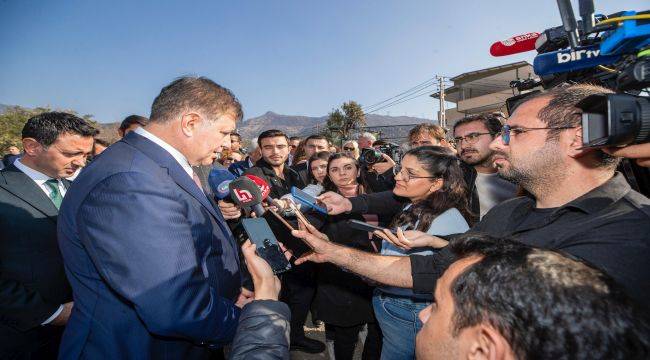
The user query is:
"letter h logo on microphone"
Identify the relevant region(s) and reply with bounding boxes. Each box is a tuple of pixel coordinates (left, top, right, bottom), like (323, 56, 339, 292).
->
(234, 188, 253, 203)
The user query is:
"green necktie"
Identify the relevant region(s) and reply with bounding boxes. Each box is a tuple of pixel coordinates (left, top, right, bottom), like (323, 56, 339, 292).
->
(44, 179, 63, 209)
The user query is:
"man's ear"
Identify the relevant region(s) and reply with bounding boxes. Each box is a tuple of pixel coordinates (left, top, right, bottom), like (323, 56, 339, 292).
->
(22, 138, 43, 156)
(466, 324, 514, 360)
(180, 113, 202, 137)
(566, 126, 590, 159)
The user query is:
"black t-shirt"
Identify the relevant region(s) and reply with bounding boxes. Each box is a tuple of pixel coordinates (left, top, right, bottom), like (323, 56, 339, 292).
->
(406, 173, 650, 310)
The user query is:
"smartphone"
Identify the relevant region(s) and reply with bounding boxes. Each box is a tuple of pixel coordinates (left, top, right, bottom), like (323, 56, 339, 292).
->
(241, 218, 291, 274)
(291, 187, 328, 214)
(347, 219, 393, 233)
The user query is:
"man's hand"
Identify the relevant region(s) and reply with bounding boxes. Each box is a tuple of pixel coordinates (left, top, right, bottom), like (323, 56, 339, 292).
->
(604, 143, 650, 167)
(235, 287, 255, 308)
(241, 240, 281, 301)
(369, 153, 396, 175)
(50, 302, 73, 326)
(374, 228, 448, 250)
(317, 192, 352, 215)
(291, 221, 338, 265)
(218, 200, 242, 220)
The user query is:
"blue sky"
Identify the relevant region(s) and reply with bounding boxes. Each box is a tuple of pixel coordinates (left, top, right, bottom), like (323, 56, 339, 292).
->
(0, 0, 646, 123)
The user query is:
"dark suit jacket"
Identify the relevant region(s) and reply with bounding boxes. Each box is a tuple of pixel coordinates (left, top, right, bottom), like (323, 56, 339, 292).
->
(57, 132, 242, 359)
(0, 164, 72, 356)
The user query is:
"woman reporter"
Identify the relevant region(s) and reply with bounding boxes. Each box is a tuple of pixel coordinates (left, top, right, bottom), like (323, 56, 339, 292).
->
(311, 153, 383, 360)
(309, 146, 473, 360)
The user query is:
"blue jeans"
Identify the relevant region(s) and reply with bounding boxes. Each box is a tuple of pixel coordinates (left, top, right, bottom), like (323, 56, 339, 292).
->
(372, 290, 431, 360)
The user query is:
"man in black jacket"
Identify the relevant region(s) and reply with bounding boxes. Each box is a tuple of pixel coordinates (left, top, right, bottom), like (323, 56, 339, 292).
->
(243, 130, 324, 354)
(292, 84, 650, 313)
(0, 112, 97, 358)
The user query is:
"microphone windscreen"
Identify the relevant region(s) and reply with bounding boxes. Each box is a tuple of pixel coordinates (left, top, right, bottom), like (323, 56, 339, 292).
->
(229, 176, 263, 208)
(215, 180, 233, 200)
(208, 168, 236, 196)
(244, 174, 271, 200)
(490, 32, 539, 56)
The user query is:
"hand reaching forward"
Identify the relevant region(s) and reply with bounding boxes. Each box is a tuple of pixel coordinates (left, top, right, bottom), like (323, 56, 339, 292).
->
(373, 228, 448, 250)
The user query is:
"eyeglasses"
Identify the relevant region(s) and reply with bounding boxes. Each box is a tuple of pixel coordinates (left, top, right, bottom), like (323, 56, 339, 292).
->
(343, 147, 355, 151)
(498, 124, 576, 145)
(453, 132, 493, 145)
(393, 164, 438, 182)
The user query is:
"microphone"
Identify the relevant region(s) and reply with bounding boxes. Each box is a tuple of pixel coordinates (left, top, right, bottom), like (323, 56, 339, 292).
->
(489, 32, 540, 57)
(229, 176, 266, 217)
(244, 174, 271, 200)
(208, 167, 236, 201)
(533, 44, 621, 76)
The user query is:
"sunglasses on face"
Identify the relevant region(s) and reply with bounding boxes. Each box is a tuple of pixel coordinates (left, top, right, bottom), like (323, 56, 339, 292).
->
(497, 124, 576, 145)
(343, 147, 355, 151)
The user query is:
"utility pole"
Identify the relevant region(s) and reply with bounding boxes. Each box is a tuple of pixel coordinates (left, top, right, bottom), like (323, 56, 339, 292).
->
(438, 76, 446, 128)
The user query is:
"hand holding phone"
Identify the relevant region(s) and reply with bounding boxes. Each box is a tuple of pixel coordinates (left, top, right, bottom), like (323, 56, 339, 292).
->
(291, 187, 328, 214)
(241, 218, 291, 274)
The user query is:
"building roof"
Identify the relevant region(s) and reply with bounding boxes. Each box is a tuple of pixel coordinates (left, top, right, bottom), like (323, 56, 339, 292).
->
(431, 61, 532, 99)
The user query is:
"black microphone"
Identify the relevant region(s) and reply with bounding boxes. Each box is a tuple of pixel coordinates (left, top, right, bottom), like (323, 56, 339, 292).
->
(228, 176, 266, 217)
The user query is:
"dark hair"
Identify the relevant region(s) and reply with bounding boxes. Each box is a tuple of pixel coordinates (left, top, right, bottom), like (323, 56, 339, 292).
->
(94, 138, 111, 147)
(322, 152, 370, 194)
(289, 136, 302, 142)
(230, 132, 241, 141)
(119, 115, 149, 131)
(305, 134, 328, 143)
(306, 151, 331, 184)
(446, 233, 650, 360)
(408, 123, 446, 142)
(150, 76, 243, 123)
(22, 112, 98, 147)
(390, 146, 474, 230)
(452, 112, 504, 137)
(257, 129, 289, 147)
(527, 83, 619, 168)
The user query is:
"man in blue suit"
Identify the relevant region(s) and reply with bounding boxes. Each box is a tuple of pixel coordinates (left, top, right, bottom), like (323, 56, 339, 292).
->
(57, 77, 249, 358)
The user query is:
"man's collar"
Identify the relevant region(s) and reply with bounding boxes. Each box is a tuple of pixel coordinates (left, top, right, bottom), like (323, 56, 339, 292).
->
(134, 127, 193, 178)
(255, 158, 295, 178)
(560, 172, 630, 214)
(14, 158, 54, 182)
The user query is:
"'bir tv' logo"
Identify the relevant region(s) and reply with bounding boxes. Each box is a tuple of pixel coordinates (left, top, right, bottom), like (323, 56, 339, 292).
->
(557, 49, 601, 63)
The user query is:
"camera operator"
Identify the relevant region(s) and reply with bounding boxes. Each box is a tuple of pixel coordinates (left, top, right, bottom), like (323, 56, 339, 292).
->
(291, 84, 650, 314)
(605, 143, 650, 168)
(452, 113, 518, 218)
(359, 140, 399, 193)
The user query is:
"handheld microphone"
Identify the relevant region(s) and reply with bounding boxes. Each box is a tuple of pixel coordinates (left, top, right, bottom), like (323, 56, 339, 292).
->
(208, 167, 236, 201)
(244, 174, 271, 200)
(489, 32, 540, 56)
(229, 177, 266, 217)
(533, 44, 621, 76)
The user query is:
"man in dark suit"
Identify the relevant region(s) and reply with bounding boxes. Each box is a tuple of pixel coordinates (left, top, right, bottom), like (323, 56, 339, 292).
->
(0, 112, 97, 359)
(58, 77, 250, 359)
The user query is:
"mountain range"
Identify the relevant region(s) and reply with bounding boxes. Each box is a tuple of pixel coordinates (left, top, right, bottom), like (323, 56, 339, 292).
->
(1, 104, 434, 143)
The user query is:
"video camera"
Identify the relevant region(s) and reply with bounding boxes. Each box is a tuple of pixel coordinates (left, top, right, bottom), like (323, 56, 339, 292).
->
(359, 142, 401, 166)
(506, 0, 649, 148)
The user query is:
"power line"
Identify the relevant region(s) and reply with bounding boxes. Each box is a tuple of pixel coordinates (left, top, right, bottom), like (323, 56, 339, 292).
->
(364, 82, 439, 113)
(362, 75, 453, 112)
(365, 86, 440, 114)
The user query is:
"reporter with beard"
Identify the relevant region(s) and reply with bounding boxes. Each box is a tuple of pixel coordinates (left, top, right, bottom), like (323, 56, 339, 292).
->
(292, 84, 650, 317)
(452, 113, 517, 219)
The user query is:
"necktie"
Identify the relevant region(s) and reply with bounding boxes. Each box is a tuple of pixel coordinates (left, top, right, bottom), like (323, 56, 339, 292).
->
(44, 179, 63, 209)
(192, 172, 205, 194)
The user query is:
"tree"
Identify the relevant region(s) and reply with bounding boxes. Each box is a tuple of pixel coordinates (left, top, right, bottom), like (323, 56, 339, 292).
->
(324, 101, 366, 145)
(0, 106, 99, 153)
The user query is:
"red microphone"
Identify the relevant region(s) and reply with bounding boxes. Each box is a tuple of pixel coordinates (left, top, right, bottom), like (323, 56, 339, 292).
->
(244, 174, 271, 200)
(489, 32, 540, 57)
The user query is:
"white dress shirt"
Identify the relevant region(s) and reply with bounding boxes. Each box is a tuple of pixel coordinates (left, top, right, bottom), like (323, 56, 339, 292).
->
(134, 127, 194, 179)
(13, 159, 67, 198)
(12, 158, 66, 325)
